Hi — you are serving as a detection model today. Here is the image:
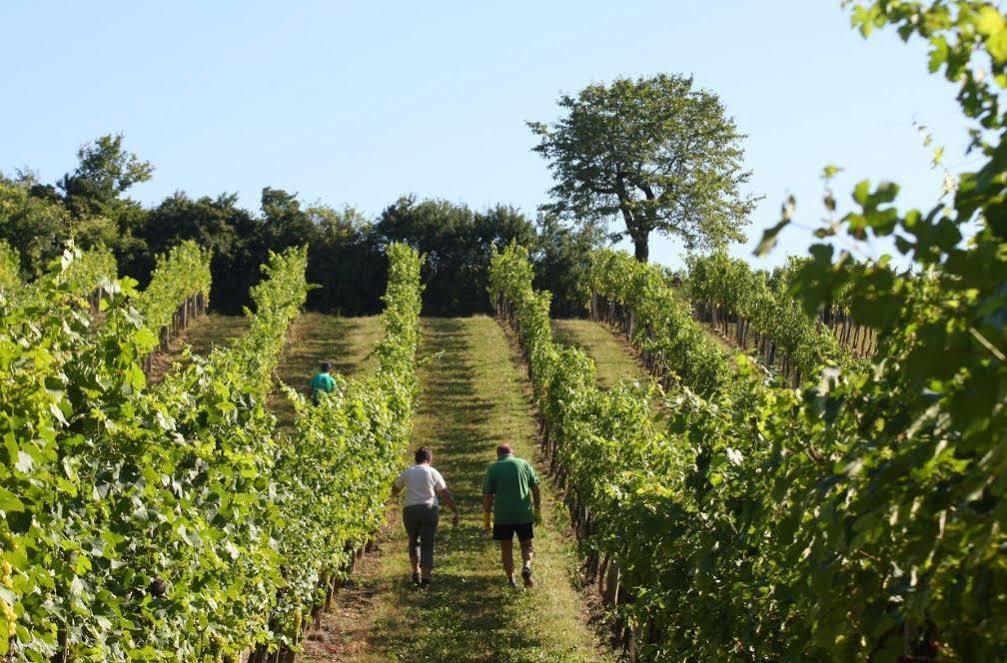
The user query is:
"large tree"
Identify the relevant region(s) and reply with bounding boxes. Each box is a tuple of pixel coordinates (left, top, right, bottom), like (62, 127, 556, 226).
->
(529, 74, 759, 261)
(58, 133, 153, 216)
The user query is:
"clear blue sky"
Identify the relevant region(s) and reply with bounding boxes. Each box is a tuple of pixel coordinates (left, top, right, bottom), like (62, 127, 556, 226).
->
(0, 1, 972, 269)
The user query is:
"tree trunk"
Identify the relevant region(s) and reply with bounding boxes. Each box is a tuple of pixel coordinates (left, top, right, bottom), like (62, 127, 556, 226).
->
(633, 234, 649, 262)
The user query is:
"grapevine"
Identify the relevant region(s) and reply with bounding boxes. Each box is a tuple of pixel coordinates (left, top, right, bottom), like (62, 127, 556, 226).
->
(266, 242, 422, 653)
(135, 240, 212, 342)
(0, 242, 423, 660)
(494, 221, 1007, 660)
(0, 242, 18, 299)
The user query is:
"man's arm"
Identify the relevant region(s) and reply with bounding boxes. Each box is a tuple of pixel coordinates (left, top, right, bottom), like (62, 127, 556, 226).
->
(437, 489, 460, 525)
(482, 493, 494, 530)
(526, 461, 542, 519)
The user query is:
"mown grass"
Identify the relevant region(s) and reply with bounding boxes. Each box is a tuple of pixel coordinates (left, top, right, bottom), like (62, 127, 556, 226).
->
(551, 319, 649, 389)
(553, 318, 739, 390)
(302, 316, 609, 663)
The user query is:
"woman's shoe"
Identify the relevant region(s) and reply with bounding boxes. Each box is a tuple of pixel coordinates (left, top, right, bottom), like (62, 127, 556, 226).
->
(411, 572, 420, 586)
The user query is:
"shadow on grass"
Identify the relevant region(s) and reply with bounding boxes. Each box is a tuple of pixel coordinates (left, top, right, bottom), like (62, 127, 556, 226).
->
(278, 316, 359, 386)
(365, 318, 581, 663)
(370, 557, 574, 663)
(550, 319, 650, 391)
(185, 315, 250, 356)
(550, 319, 582, 351)
(416, 318, 491, 482)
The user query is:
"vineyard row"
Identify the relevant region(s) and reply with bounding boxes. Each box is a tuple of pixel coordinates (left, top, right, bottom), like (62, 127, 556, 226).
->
(492, 243, 1000, 661)
(0, 243, 422, 662)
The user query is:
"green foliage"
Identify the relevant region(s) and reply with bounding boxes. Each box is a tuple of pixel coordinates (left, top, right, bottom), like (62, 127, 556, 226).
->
(587, 248, 729, 396)
(55, 244, 117, 298)
(536, 2, 1007, 659)
(0, 247, 306, 660)
(495, 209, 1007, 660)
(2, 137, 147, 282)
(135, 240, 212, 332)
(0, 242, 20, 299)
(0, 243, 117, 338)
(376, 196, 536, 315)
(5, 142, 590, 316)
(0, 176, 73, 278)
(491, 243, 698, 658)
(269, 242, 421, 649)
(529, 74, 759, 261)
(0, 240, 423, 660)
(686, 250, 850, 380)
(533, 214, 607, 317)
(139, 191, 270, 314)
(58, 133, 153, 216)
(763, 1, 1007, 658)
(138, 190, 546, 316)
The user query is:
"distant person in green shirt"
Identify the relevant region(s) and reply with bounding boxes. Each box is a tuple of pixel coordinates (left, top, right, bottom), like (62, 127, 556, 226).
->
(482, 444, 542, 589)
(309, 361, 335, 405)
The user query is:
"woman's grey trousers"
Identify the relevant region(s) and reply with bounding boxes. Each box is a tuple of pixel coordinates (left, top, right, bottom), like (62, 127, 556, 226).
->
(402, 504, 439, 568)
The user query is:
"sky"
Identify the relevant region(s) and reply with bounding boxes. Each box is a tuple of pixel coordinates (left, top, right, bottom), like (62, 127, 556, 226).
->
(0, 1, 975, 270)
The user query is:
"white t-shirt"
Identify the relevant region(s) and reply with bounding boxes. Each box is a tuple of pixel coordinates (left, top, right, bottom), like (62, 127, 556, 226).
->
(395, 464, 448, 507)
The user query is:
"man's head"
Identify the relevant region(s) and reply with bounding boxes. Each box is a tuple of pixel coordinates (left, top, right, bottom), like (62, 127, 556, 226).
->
(320, 361, 332, 373)
(415, 447, 432, 464)
(496, 444, 513, 459)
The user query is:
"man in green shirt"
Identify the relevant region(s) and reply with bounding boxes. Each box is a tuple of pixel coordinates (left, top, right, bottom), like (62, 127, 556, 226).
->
(309, 361, 335, 405)
(482, 444, 542, 588)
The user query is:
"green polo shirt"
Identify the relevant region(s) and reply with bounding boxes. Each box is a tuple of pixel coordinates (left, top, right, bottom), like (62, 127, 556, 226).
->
(310, 372, 335, 399)
(482, 454, 539, 525)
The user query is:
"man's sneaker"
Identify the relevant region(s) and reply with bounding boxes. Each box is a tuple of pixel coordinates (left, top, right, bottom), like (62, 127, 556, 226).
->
(507, 576, 518, 589)
(521, 566, 534, 588)
(411, 572, 421, 586)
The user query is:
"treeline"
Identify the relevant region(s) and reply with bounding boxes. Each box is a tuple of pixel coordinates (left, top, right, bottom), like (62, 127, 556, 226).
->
(0, 136, 601, 316)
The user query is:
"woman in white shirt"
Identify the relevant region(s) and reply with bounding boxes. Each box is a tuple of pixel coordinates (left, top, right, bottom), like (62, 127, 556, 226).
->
(392, 447, 459, 587)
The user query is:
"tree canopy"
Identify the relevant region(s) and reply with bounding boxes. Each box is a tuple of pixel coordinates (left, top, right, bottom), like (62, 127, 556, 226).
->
(58, 132, 153, 216)
(2, 135, 605, 315)
(529, 74, 759, 261)
(376, 196, 537, 315)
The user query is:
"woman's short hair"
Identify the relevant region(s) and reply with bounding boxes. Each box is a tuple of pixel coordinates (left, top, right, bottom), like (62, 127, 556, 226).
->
(415, 447, 432, 464)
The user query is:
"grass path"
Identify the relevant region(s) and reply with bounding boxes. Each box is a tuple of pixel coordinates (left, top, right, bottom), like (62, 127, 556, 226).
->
(276, 313, 383, 384)
(553, 318, 739, 392)
(551, 319, 649, 388)
(301, 316, 609, 663)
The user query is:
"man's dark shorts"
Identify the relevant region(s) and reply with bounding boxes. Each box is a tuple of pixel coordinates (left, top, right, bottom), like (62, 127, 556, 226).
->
(493, 522, 534, 541)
